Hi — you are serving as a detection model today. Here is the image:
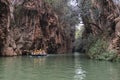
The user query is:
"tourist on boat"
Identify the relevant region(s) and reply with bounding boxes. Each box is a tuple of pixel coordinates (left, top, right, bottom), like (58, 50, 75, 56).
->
(42, 50, 46, 55)
(31, 49, 47, 56)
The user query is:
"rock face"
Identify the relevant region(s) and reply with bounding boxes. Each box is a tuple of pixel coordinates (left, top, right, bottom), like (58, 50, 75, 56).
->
(0, 0, 74, 56)
(0, 0, 16, 56)
(80, 0, 120, 60)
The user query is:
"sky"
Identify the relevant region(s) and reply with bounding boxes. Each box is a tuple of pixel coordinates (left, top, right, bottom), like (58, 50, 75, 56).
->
(68, 0, 78, 7)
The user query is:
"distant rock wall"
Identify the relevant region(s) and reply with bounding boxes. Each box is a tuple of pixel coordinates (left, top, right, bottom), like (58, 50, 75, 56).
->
(0, 0, 74, 56)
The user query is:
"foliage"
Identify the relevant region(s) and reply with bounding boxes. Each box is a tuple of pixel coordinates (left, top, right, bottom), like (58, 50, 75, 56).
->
(74, 24, 85, 52)
(44, 0, 80, 26)
(74, 33, 95, 52)
(75, 24, 85, 39)
(115, 56, 120, 62)
(88, 38, 118, 61)
(76, 0, 120, 61)
(77, 0, 91, 16)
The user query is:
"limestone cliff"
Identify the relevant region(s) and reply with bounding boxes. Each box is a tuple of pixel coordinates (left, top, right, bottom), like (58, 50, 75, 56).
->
(0, 0, 74, 56)
(80, 0, 120, 60)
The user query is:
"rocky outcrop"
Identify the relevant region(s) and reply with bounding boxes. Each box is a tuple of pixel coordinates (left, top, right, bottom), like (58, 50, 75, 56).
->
(0, 0, 16, 56)
(0, 0, 74, 56)
(80, 0, 120, 60)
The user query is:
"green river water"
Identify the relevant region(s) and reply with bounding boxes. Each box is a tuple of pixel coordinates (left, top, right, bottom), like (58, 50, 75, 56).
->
(0, 53, 120, 80)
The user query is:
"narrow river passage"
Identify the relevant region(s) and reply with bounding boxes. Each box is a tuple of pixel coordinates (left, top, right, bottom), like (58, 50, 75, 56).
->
(0, 53, 120, 80)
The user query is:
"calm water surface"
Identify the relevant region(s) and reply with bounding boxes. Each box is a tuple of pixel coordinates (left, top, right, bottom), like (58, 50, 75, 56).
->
(0, 53, 120, 80)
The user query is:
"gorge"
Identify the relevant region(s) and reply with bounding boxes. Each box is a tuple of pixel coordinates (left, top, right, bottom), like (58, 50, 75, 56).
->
(1, 0, 120, 80)
(1, 0, 120, 61)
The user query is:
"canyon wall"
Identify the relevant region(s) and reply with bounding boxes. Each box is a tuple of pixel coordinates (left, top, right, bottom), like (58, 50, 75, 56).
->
(80, 0, 120, 60)
(0, 0, 74, 56)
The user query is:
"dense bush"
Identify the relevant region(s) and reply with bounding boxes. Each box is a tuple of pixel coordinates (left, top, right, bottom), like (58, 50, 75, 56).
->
(75, 28, 119, 61)
(87, 38, 118, 61)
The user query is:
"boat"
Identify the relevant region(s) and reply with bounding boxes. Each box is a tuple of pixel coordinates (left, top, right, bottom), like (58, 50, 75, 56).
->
(31, 53, 47, 56)
(31, 49, 47, 56)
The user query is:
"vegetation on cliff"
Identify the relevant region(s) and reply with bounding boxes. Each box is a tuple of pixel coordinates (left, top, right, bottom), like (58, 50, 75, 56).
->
(76, 0, 120, 61)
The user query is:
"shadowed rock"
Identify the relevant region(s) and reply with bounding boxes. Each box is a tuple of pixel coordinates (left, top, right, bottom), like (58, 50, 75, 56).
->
(0, 0, 74, 56)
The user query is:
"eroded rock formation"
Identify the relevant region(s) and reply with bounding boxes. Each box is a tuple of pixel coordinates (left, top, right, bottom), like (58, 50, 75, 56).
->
(80, 0, 120, 60)
(0, 0, 74, 56)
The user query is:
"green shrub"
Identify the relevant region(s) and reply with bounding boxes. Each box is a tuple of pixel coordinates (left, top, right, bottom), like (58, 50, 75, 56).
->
(114, 55, 120, 62)
(87, 38, 118, 61)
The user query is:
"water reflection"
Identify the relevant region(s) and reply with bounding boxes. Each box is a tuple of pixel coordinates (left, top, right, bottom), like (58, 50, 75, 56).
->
(79, 57, 120, 80)
(0, 54, 119, 80)
(74, 53, 86, 80)
(31, 56, 46, 66)
(109, 62, 120, 80)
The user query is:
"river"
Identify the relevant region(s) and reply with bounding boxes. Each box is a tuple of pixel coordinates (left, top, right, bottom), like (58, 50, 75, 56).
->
(0, 53, 120, 80)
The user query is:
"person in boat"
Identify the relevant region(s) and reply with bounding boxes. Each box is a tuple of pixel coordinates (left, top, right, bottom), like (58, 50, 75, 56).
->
(33, 50, 38, 55)
(34, 49, 42, 55)
(39, 49, 42, 54)
(36, 49, 39, 55)
(41, 49, 46, 55)
(31, 49, 47, 55)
